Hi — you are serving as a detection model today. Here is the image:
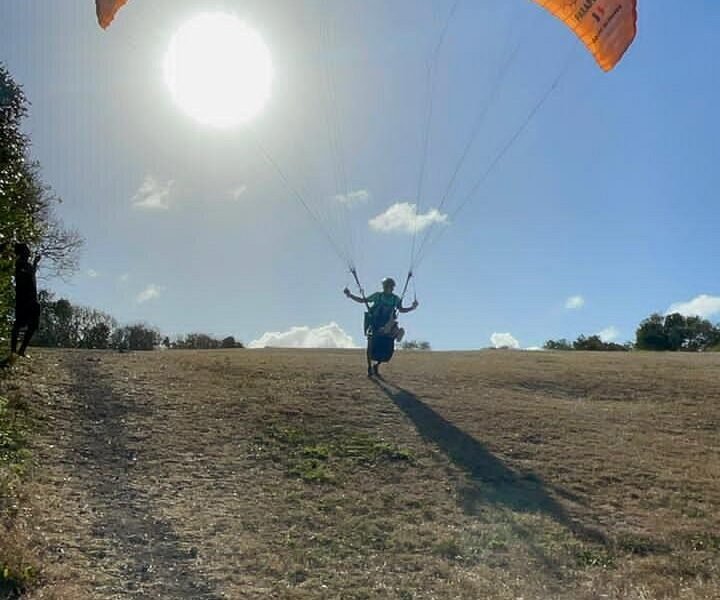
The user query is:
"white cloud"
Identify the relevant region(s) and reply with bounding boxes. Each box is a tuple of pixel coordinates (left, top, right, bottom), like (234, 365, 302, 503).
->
(524, 346, 543, 352)
(666, 294, 720, 319)
(597, 326, 620, 343)
(230, 185, 248, 200)
(132, 176, 173, 210)
(565, 295, 585, 310)
(335, 189, 370, 206)
(249, 322, 357, 349)
(136, 284, 163, 304)
(86, 269, 99, 278)
(369, 202, 448, 234)
(490, 332, 520, 350)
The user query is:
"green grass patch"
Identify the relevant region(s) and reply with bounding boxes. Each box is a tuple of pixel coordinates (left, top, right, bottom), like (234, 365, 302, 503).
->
(258, 425, 414, 484)
(574, 546, 616, 569)
(0, 393, 31, 501)
(0, 388, 36, 597)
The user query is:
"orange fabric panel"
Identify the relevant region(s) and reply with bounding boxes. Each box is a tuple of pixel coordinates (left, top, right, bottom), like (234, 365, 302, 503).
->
(96, 0, 130, 29)
(533, 0, 638, 71)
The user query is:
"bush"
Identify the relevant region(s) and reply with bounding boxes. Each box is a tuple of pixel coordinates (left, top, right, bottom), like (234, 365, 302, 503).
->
(544, 336, 630, 352)
(172, 333, 244, 350)
(401, 340, 431, 351)
(544, 338, 573, 351)
(111, 324, 160, 351)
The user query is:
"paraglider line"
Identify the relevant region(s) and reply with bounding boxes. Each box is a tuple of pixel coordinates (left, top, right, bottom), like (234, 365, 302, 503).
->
(413, 47, 578, 269)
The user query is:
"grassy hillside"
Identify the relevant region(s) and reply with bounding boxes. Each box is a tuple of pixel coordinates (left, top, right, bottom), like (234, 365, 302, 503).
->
(5, 349, 720, 598)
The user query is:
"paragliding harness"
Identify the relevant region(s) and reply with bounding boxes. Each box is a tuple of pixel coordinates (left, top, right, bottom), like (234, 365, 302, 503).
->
(353, 269, 406, 364)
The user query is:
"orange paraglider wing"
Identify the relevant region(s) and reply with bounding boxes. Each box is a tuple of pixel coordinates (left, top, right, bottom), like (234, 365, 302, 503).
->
(96, 0, 130, 29)
(533, 0, 637, 71)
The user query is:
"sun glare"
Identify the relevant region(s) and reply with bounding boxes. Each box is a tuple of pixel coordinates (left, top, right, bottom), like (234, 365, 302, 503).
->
(164, 13, 274, 128)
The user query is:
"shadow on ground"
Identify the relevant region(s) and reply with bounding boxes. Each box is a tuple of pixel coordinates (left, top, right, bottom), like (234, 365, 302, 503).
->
(67, 355, 220, 599)
(373, 378, 605, 545)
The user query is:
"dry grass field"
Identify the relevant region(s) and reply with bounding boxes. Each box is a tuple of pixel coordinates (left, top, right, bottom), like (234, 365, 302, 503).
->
(3, 348, 720, 599)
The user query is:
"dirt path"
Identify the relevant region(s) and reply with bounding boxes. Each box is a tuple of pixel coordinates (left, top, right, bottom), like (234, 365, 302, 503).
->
(22, 349, 720, 599)
(28, 353, 219, 598)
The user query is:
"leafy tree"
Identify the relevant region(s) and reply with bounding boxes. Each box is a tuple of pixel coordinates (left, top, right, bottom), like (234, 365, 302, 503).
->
(222, 336, 237, 349)
(182, 333, 219, 350)
(683, 316, 720, 351)
(544, 338, 573, 351)
(636, 314, 668, 351)
(1, 64, 83, 346)
(111, 324, 160, 351)
(82, 322, 112, 350)
(34, 291, 116, 349)
(173, 333, 243, 350)
(636, 313, 720, 352)
(544, 335, 629, 352)
(0, 63, 33, 343)
(573, 335, 629, 352)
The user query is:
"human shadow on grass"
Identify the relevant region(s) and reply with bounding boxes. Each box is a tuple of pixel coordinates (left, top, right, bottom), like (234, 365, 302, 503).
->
(372, 378, 605, 545)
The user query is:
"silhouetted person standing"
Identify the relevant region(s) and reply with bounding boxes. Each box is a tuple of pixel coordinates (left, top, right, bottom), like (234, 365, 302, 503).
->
(11, 243, 41, 358)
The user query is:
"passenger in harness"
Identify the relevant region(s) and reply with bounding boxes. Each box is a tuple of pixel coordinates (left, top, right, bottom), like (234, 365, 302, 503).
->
(344, 277, 419, 377)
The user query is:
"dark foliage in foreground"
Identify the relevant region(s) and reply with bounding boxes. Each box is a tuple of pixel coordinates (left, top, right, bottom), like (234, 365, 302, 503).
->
(1, 64, 83, 346)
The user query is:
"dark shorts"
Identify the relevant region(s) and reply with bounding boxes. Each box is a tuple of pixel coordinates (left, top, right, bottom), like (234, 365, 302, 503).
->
(15, 301, 40, 328)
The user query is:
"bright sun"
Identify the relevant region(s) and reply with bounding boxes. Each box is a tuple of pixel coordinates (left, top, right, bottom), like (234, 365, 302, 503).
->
(164, 13, 274, 128)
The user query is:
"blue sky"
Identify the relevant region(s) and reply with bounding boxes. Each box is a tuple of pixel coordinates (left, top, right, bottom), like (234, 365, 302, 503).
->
(1, 0, 719, 350)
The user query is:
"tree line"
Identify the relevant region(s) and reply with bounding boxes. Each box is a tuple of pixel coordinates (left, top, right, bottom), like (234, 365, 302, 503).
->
(545, 312, 720, 352)
(34, 291, 243, 351)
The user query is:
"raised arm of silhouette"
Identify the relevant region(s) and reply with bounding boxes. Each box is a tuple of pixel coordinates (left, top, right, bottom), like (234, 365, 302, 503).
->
(372, 379, 605, 546)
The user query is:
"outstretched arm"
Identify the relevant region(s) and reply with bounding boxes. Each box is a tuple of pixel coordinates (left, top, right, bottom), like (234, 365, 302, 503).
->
(343, 288, 367, 304)
(398, 299, 419, 314)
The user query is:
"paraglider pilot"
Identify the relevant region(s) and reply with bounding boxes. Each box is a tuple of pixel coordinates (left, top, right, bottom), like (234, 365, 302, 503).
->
(10, 243, 41, 360)
(344, 277, 419, 377)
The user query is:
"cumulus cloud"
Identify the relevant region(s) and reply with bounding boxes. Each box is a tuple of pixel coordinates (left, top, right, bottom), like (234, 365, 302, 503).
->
(136, 284, 163, 304)
(249, 322, 357, 349)
(86, 269, 99, 278)
(597, 326, 620, 343)
(132, 176, 173, 210)
(369, 202, 448, 234)
(666, 294, 720, 319)
(490, 332, 520, 350)
(230, 185, 248, 200)
(335, 189, 370, 206)
(565, 295, 585, 310)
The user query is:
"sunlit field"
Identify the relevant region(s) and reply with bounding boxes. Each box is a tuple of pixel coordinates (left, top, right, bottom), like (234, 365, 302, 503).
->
(5, 348, 718, 599)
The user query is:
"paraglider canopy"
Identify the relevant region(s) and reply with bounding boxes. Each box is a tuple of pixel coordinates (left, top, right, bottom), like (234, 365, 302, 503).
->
(96, 0, 129, 29)
(533, 0, 638, 71)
